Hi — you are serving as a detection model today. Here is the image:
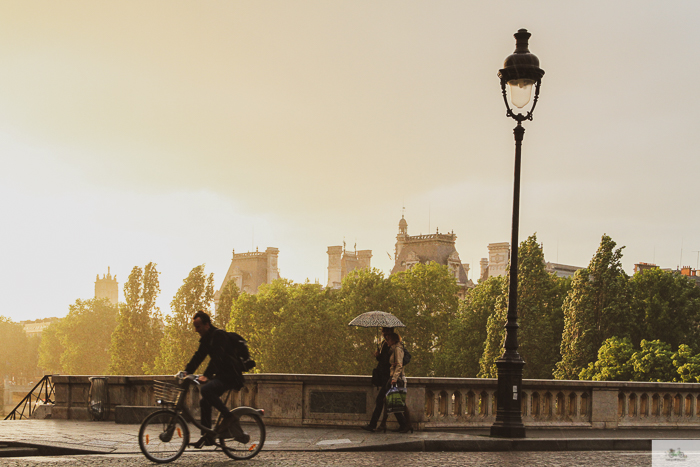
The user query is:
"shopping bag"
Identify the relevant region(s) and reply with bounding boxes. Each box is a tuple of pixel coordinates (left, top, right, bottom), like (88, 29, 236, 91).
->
(385, 386, 407, 414)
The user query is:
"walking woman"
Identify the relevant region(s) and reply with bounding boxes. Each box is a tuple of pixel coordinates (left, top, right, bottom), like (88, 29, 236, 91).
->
(386, 331, 412, 433)
(362, 330, 412, 433)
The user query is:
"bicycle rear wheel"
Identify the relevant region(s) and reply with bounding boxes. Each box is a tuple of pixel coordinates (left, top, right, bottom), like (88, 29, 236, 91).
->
(138, 410, 189, 463)
(219, 413, 265, 460)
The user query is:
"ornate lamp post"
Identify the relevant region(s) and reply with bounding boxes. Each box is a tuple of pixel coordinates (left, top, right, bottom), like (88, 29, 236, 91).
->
(490, 28, 544, 439)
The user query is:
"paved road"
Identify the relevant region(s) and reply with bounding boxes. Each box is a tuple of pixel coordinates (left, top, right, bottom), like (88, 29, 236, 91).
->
(1, 451, 652, 466)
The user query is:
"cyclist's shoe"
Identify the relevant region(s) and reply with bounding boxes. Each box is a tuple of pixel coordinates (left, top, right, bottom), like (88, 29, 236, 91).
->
(193, 434, 215, 449)
(234, 433, 251, 444)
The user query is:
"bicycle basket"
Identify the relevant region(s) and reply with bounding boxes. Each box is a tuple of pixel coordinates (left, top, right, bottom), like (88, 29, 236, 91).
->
(153, 380, 184, 406)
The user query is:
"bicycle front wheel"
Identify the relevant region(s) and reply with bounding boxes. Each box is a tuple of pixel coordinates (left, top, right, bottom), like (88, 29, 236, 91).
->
(220, 413, 265, 460)
(138, 410, 189, 463)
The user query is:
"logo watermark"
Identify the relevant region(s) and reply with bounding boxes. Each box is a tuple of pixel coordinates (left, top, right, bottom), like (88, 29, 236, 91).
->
(653, 440, 700, 466)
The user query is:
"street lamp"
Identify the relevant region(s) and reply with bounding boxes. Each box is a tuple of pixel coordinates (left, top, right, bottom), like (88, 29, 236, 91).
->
(490, 28, 544, 439)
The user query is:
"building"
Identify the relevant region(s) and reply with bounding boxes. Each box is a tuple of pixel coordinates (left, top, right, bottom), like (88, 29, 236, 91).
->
(545, 262, 585, 278)
(479, 242, 511, 281)
(20, 318, 59, 338)
(327, 243, 372, 289)
(95, 267, 118, 304)
(634, 262, 660, 274)
(479, 244, 584, 280)
(215, 247, 280, 303)
(391, 216, 473, 296)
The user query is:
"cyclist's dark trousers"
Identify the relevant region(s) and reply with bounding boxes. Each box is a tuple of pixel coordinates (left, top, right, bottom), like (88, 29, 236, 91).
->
(200, 379, 236, 432)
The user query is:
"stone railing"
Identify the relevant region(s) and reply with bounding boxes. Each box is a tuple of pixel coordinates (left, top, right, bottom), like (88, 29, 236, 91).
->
(51, 374, 700, 430)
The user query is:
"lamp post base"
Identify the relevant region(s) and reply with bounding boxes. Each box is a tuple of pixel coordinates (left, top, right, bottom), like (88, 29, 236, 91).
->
(490, 354, 526, 438)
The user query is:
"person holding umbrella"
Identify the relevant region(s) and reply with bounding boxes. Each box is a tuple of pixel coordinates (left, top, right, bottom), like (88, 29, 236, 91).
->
(348, 311, 411, 433)
(361, 326, 393, 432)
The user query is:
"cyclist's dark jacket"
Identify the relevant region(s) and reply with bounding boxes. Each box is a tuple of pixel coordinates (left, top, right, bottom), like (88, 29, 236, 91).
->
(185, 325, 244, 390)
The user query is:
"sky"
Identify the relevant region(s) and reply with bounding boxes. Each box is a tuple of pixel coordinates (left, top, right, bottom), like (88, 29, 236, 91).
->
(2, 1, 700, 322)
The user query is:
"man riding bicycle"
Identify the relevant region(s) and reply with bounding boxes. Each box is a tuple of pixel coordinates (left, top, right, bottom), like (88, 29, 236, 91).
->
(183, 310, 245, 447)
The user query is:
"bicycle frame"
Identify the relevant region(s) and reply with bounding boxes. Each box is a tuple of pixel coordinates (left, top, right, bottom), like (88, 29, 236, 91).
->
(160, 375, 261, 445)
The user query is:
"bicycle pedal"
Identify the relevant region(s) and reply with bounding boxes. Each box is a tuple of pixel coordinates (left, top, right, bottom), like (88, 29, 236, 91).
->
(193, 435, 215, 449)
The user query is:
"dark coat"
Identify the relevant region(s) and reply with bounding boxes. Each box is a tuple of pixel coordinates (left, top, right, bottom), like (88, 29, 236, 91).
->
(375, 341, 392, 385)
(185, 325, 244, 389)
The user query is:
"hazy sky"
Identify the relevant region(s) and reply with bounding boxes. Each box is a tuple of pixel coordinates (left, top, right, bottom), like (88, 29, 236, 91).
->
(2, 2, 699, 322)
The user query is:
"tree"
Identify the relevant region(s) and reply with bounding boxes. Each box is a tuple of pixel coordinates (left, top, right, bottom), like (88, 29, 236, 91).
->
(214, 279, 240, 330)
(0, 317, 35, 382)
(478, 235, 569, 379)
(554, 234, 630, 380)
(673, 344, 700, 383)
(628, 268, 700, 350)
(629, 339, 676, 382)
(153, 265, 214, 374)
(38, 321, 65, 374)
(109, 263, 163, 375)
(228, 279, 293, 374)
(579, 336, 634, 381)
(334, 268, 407, 376)
(37, 299, 118, 375)
(437, 275, 506, 378)
(389, 262, 460, 377)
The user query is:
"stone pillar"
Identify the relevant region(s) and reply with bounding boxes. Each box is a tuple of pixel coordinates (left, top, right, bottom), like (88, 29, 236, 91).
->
(591, 387, 619, 429)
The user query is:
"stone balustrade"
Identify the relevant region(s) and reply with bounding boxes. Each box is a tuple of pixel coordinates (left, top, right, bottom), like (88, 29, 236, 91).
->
(51, 374, 700, 430)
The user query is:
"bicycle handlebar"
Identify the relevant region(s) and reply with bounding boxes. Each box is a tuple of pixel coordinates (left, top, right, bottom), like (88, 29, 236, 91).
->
(175, 371, 201, 385)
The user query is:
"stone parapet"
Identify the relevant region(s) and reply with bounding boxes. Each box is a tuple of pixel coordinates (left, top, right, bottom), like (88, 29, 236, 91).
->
(52, 374, 700, 430)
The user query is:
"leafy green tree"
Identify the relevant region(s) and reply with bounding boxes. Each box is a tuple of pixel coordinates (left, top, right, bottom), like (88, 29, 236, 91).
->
(554, 234, 630, 380)
(389, 262, 460, 377)
(109, 263, 163, 375)
(38, 299, 118, 375)
(228, 279, 293, 373)
(673, 344, 700, 382)
(579, 336, 634, 381)
(629, 339, 676, 382)
(334, 268, 407, 376)
(214, 279, 240, 330)
(0, 317, 35, 381)
(38, 321, 65, 374)
(153, 265, 214, 374)
(478, 235, 569, 379)
(437, 275, 506, 378)
(628, 268, 700, 350)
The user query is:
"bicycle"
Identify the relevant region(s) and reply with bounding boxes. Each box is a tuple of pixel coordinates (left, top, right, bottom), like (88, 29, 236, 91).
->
(138, 373, 265, 463)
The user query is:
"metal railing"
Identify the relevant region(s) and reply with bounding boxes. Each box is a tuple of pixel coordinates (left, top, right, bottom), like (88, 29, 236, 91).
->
(4, 375, 55, 420)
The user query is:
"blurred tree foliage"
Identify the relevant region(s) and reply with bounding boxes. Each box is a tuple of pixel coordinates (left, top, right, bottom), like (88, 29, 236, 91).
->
(153, 265, 214, 375)
(435, 275, 505, 378)
(0, 317, 38, 382)
(109, 263, 163, 375)
(478, 235, 570, 379)
(227, 264, 459, 377)
(389, 262, 459, 377)
(555, 235, 630, 380)
(214, 279, 240, 330)
(628, 268, 700, 350)
(580, 337, 694, 383)
(38, 299, 118, 375)
(579, 336, 635, 381)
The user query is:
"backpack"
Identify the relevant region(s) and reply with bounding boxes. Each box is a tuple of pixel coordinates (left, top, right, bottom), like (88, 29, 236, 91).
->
(402, 346, 411, 366)
(224, 331, 256, 373)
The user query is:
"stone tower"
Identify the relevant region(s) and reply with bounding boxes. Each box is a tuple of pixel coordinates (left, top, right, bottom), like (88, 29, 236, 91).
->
(215, 247, 280, 302)
(391, 216, 473, 297)
(95, 267, 118, 304)
(327, 243, 372, 289)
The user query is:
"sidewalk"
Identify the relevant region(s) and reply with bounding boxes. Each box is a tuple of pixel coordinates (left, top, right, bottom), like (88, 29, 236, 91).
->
(1, 419, 699, 456)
